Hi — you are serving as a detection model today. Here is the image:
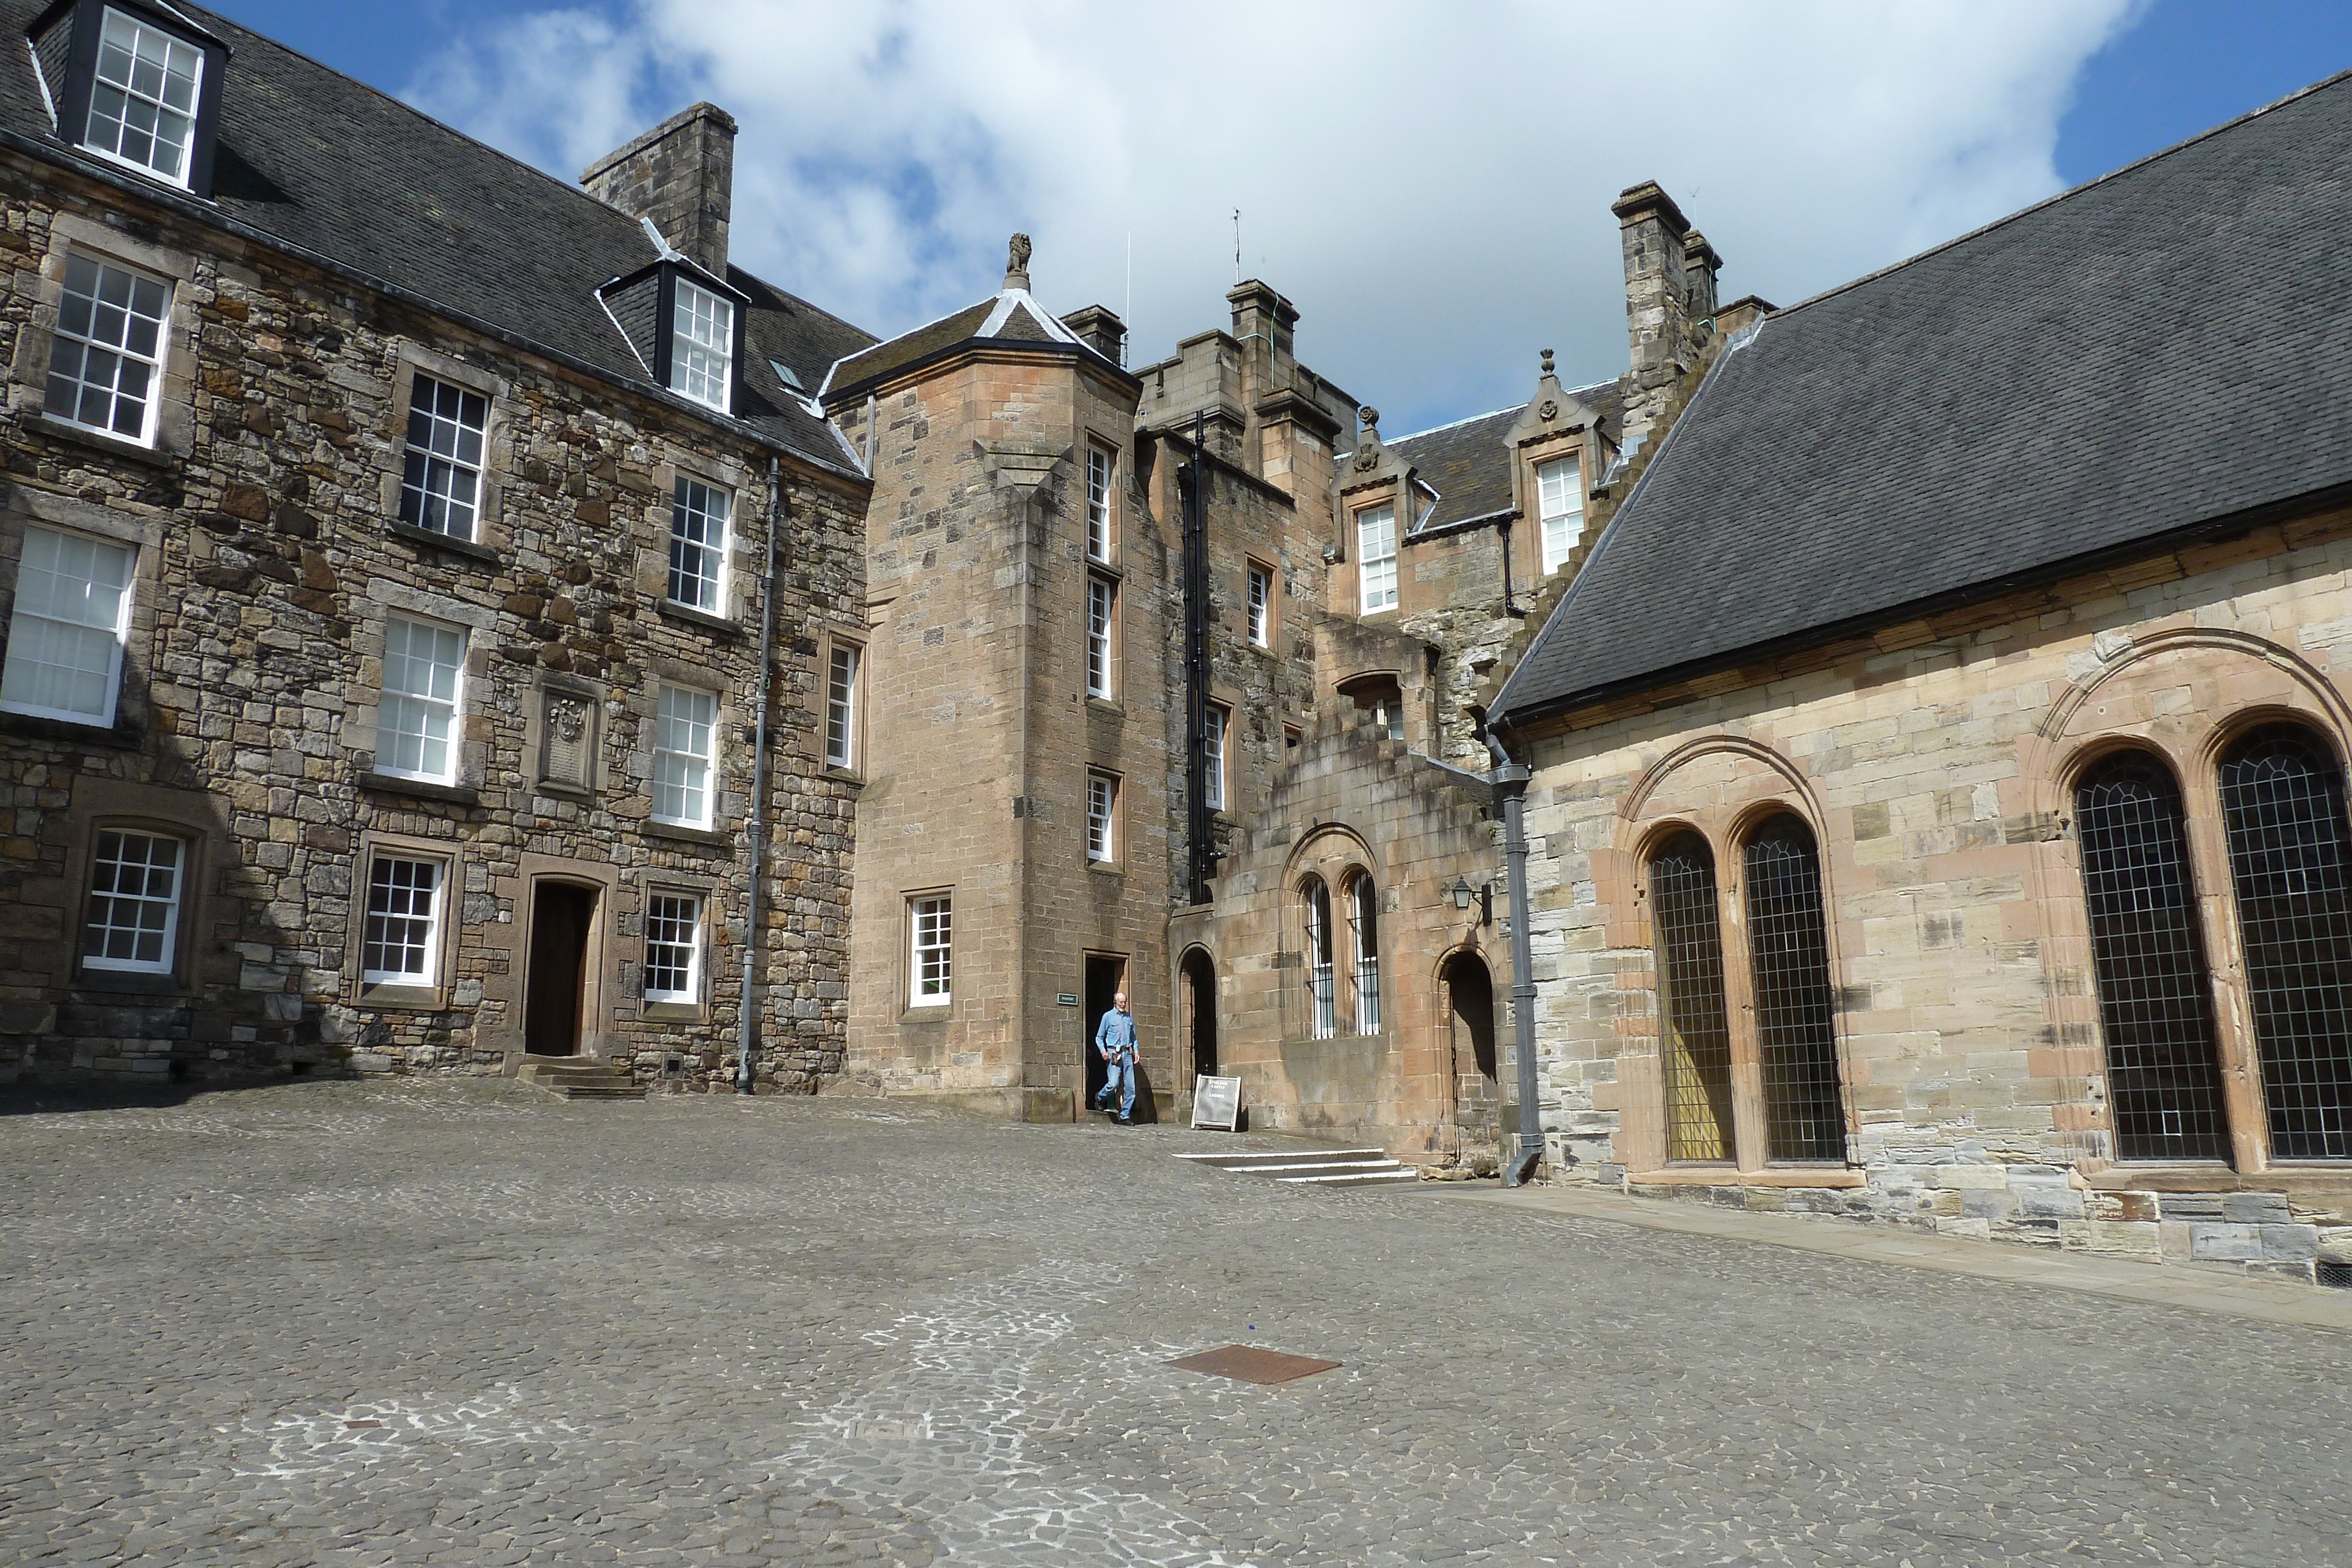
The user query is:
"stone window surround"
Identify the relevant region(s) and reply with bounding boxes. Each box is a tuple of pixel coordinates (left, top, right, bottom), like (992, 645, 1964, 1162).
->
(1085, 567, 1121, 704)
(815, 625, 866, 780)
(1204, 678, 1244, 818)
(348, 581, 496, 793)
(903, 885, 954, 1019)
(1244, 554, 1277, 651)
(648, 449, 759, 627)
(1082, 431, 1121, 566)
(348, 828, 462, 1012)
(1338, 476, 1402, 620)
(7, 210, 201, 462)
(379, 346, 515, 557)
(629, 865, 724, 1025)
(0, 487, 163, 741)
(639, 657, 735, 842)
(56, 780, 219, 995)
(2026, 631, 2352, 1177)
(1514, 428, 1588, 577)
(1599, 741, 1855, 1181)
(1086, 766, 1122, 871)
(1285, 828, 1379, 1041)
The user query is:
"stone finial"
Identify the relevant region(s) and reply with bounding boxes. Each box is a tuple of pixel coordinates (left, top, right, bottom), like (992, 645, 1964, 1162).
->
(1359, 404, 1379, 437)
(1540, 349, 1555, 377)
(1005, 232, 1033, 291)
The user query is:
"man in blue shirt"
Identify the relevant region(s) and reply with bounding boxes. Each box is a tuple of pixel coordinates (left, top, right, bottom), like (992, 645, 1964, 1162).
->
(1093, 990, 1139, 1124)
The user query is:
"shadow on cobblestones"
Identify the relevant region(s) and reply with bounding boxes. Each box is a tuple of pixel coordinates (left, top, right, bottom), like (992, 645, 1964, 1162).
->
(4, 1079, 2348, 1566)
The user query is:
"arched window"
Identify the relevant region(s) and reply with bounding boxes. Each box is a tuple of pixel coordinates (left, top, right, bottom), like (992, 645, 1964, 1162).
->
(2073, 751, 2229, 1161)
(1349, 872, 1381, 1035)
(1743, 815, 1845, 1161)
(1651, 831, 1734, 1161)
(2217, 724, 2352, 1161)
(1302, 877, 1336, 1039)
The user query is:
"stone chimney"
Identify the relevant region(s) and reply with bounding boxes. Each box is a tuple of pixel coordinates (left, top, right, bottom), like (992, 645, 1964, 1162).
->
(1060, 305, 1126, 364)
(1612, 181, 1695, 452)
(582, 103, 737, 278)
(1228, 279, 1298, 403)
(1682, 230, 1722, 321)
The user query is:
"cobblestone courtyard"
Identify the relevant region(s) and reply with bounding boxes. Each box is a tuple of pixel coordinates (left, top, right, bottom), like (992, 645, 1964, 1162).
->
(5, 1081, 2348, 1567)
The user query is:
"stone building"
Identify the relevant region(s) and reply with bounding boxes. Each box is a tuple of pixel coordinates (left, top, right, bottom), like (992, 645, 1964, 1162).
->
(1486, 77, 2352, 1281)
(0, 1, 873, 1086)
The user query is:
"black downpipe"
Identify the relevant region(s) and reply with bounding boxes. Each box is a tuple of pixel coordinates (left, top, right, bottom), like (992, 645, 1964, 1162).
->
(1498, 515, 1527, 618)
(1181, 413, 1214, 905)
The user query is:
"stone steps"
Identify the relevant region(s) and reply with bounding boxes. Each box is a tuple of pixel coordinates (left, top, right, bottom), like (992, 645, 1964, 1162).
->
(1174, 1148, 1421, 1188)
(520, 1059, 647, 1101)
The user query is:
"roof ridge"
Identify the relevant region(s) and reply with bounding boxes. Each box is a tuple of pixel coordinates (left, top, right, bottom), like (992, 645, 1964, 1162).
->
(1385, 403, 1522, 445)
(1771, 65, 2352, 324)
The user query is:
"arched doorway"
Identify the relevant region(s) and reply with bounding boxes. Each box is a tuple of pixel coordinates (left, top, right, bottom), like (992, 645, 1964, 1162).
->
(1181, 947, 1218, 1082)
(1442, 951, 1502, 1158)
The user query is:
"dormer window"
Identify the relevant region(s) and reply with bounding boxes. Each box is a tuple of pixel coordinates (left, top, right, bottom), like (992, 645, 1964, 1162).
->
(38, 1, 228, 197)
(85, 8, 201, 185)
(670, 277, 734, 412)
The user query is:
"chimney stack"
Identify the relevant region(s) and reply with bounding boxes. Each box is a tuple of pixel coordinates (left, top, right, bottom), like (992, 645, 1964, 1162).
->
(1612, 181, 1697, 451)
(1682, 230, 1722, 321)
(583, 103, 737, 278)
(1060, 305, 1126, 364)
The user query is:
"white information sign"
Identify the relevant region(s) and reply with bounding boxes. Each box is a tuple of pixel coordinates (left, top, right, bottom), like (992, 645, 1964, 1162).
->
(1191, 1074, 1242, 1132)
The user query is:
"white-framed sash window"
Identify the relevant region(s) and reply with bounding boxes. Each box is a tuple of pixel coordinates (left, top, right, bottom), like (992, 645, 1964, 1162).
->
(644, 892, 702, 1003)
(671, 278, 734, 412)
(82, 828, 184, 972)
(363, 854, 443, 985)
(1087, 575, 1115, 698)
(1204, 704, 1228, 813)
(377, 616, 465, 783)
(0, 525, 135, 726)
(399, 375, 489, 539)
(83, 8, 203, 186)
(669, 476, 731, 613)
(826, 643, 860, 769)
(911, 894, 951, 1005)
(46, 252, 171, 443)
(1087, 771, 1118, 863)
(652, 683, 718, 827)
(1536, 456, 1583, 574)
(1357, 503, 1398, 614)
(1247, 563, 1272, 647)
(1086, 443, 1114, 561)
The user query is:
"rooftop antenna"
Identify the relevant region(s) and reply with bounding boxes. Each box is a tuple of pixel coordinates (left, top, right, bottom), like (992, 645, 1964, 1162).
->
(1124, 230, 1132, 367)
(1233, 208, 1241, 283)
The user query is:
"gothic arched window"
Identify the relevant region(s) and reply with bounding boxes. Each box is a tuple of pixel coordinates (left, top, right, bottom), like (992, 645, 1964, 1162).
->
(1743, 815, 1846, 1161)
(1651, 831, 1735, 1161)
(2217, 724, 2352, 1161)
(1302, 876, 1336, 1040)
(2073, 751, 2229, 1161)
(1349, 872, 1381, 1035)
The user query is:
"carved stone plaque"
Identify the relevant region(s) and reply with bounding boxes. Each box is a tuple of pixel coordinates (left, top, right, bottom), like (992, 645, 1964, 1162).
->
(539, 689, 597, 791)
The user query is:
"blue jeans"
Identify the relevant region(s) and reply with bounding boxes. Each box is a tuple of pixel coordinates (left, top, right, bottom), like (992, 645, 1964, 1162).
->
(1095, 1054, 1135, 1117)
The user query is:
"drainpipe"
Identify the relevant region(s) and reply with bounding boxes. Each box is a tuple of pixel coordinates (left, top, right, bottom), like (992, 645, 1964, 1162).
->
(1485, 724, 1541, 1186)
(736, 457, 783, 1095)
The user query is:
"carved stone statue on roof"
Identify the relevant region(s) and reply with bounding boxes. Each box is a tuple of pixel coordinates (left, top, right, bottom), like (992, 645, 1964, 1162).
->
(1005, 232, 1033, 290)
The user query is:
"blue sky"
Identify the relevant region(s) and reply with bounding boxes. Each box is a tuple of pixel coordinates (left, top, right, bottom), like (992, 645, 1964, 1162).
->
(213, 1, 2352, 434)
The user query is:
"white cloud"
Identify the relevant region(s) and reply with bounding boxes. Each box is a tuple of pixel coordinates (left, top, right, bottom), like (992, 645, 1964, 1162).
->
(407, 0, 2141, 433)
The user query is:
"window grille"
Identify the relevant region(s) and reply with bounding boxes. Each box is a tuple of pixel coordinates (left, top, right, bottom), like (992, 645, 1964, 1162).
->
(2074, 751, 2230, 1161)
(1351, 874, 1381, 1035)
(84, 8, 202, 185)
(1248, 564, 1272, 647)
(0, 526, 134, 725)
(1304, 878, 1337, 1039)
(668, 476, 730, 612)
(1743, 816, 1846, 1161)
(1087, 773, 1117, 862)
(643, 893, 701, 1002)
(398, 375, 487, 538)
(378, 616, 465, 783)
(2217, 724, 2352, 1161)
(363, 856, 442, 984)
(1086, 445, 1113, 560)
(1536, 456, 1582, 574)
(1087, 576, 1115, 698)
(46, 253, 169, 441)
(826, 644, 860, 769)
(911, 895, 951, 1004)
(652, 684, 717, 827)
(82, 830, 183, 972)
(1204, 704, 1227, 813)
(1652, 832, 1735, 1161)
(671, 278, 734, 411)
(1357, 504, 1397, 614)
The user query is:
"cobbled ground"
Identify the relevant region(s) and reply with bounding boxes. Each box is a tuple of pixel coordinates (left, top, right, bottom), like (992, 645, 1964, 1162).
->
(4, 1078, 2347, 1567)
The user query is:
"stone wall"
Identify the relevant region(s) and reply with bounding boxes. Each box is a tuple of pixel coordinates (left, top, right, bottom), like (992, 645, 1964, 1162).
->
(1515, 504, 2352, 1281)
(0, 152, 865, 1089)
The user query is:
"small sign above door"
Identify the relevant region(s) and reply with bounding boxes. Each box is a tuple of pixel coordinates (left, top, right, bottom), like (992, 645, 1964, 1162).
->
(1057, 993, 1080, 1006)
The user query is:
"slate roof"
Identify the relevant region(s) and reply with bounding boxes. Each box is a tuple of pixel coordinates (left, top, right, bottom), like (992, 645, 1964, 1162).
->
(1386, 379, 1618, 536)
(822, 287, 1123, 403)
(0, 0, 876, 475)
(1494, 69, 2352, 726)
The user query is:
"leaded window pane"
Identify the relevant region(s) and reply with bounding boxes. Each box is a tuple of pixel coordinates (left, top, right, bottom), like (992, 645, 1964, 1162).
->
(1351, 874, 1381, 1036)
(2217, 725, 2352, 1161)
(1653, 832, 1735, 1162)
(2075, 751, 2230, 1161)
(1743, 816, 1846, 1162)
(398, 375, 487, 539)
(1305, 878, 1335, 1040)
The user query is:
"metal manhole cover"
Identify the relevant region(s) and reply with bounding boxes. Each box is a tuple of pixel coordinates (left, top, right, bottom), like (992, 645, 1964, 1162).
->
(1165, 1344, 1341, 1384)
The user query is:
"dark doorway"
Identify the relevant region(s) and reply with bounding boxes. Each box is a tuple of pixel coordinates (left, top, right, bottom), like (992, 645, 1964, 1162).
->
(1444, 952, 1501, 1149)
(525, 882, 597, 1056)
(1083, 953, 1125, 1109)
(1182, 947, 1218, 1082)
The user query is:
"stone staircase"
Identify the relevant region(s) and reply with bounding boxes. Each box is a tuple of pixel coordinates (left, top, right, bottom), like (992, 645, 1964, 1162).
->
(519, 1058, 647, 1101)
(1174, 1148, 1420, 1188)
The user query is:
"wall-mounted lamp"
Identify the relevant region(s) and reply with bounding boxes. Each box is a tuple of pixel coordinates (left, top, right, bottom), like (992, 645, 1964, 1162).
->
(1449, 874, 1492, 926)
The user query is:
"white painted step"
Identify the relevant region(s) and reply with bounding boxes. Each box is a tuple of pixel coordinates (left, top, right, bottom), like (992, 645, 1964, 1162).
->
(1173, 1148, 1389, 1170)
(1279, 1168, 1422, 1186)
(1175, 1148, 1421, 1188)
